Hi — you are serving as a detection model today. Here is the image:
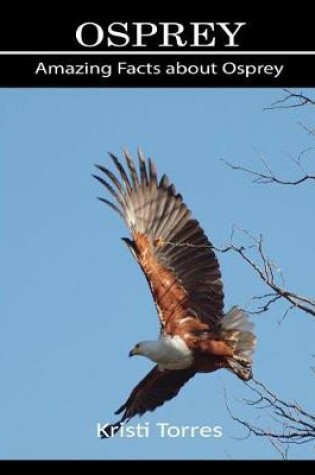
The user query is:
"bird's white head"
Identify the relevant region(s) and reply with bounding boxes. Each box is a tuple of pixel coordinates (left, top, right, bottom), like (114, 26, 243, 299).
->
(129, 341, 159, 359)
(128, 336, 192, 370)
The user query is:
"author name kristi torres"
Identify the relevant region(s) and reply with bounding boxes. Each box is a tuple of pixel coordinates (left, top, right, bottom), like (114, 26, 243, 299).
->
(96, 422, 223, 438)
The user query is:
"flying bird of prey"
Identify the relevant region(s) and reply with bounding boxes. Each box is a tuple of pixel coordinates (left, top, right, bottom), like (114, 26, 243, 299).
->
(94, 150, 256, 437)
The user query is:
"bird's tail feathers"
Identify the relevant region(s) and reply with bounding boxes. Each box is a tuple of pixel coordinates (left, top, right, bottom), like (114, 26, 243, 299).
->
(220, 306, 256, 381)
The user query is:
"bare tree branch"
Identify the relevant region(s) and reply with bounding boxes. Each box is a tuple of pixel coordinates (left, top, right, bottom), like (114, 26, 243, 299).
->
(264, 89, 315, 110)
(298, 121, 315, 137)
(226, 378, 315, 447)
(214, 228, 315, 319)
(222, 148, 315, 186)
(220, 90, 315, 456)
(222, 89, 315, 186)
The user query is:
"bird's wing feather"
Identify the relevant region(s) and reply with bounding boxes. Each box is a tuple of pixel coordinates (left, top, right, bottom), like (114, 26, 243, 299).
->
(115, 366, 195, 425)
(94, 150, 224, 332)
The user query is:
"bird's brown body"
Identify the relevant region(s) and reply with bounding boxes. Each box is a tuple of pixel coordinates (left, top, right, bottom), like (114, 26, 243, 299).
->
(132, 224, 235, 372)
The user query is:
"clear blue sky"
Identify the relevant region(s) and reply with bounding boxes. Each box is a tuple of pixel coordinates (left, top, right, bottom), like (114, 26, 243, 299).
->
(1, 88, 314, 460)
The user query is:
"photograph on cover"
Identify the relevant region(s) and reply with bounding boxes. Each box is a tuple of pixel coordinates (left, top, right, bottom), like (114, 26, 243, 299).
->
(1, 88, 314, 459)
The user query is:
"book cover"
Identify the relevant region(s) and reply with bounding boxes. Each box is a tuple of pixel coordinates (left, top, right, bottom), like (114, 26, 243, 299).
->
(1, 10, 314, 464)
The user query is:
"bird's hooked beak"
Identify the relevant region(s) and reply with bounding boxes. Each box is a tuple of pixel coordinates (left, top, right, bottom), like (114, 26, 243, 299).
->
(129, 345, 140, 357)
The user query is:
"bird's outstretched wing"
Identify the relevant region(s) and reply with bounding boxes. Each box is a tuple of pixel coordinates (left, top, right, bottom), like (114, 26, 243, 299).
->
(101, 366, 195, 437)
(94, 150, 224, 332)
